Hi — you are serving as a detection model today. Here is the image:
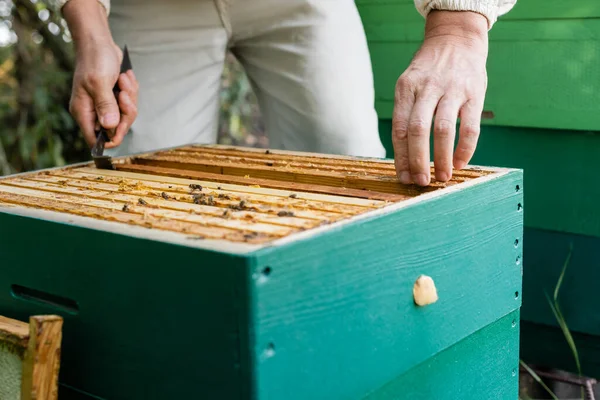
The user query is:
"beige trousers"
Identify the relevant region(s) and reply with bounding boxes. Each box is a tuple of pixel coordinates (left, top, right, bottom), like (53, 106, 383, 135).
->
(107, 0, 386, 158)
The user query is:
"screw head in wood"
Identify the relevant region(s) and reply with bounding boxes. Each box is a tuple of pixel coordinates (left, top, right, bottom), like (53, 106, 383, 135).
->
(413, 275, 438, 306)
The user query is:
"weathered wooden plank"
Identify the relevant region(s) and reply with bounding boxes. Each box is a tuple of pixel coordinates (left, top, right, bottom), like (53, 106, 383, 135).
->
(38, 172, 376, 215)
(0, 181, 300, 236)
(163, 147, 490, 179)
(2, 177, 345, 225)
(0, 315, 29, 349)
(0, 189, 281, 243)
(114, 164, 409, 202)
(196, 145, 505, 177)
(15, 177, 328, 227)
(78, 167, 387, 207)
(163, 148, 398, 175)
(21, 316, 63, 400)
(131, 154, 462, 195)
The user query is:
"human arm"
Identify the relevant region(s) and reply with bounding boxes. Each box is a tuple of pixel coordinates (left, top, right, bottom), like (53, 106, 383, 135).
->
(392, 1, 517, 186)
(60, 0, 138, 149)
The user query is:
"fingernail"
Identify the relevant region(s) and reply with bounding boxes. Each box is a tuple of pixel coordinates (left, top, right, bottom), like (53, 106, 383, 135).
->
(436, 171, 449, 182)
(412, 174, 429, 186)
(101, 113, 119, 126)
(399, 171, 412, 184)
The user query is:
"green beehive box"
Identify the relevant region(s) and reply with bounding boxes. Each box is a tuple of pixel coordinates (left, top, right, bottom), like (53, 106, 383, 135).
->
(0, 145, 523, 399)
(357, 0, 600, 377)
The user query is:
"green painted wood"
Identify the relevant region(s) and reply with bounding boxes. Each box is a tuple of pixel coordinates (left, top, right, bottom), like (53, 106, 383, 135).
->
(358, 3, 600, 131)
(521, 321, 600, 379)
(521, 227, 600, 338)
(0, 212, 251, 400)
(470, 127, 600, 238)
(58, 385, 103, 400)
(364, 310, 520, 400)
(0, 168, 523, 399)
(377, 121, 600, 238)
(249, 171, 523, 400)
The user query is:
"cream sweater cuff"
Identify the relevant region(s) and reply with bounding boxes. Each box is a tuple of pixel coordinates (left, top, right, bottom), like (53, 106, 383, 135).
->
(414, 0, 513, 30)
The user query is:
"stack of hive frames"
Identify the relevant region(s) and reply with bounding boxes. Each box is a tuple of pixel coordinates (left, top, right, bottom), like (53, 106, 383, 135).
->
(0, 145, 492, 247)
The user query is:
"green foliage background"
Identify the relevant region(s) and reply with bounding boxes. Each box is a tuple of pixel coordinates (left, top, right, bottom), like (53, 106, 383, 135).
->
(0, 0, 264, 176)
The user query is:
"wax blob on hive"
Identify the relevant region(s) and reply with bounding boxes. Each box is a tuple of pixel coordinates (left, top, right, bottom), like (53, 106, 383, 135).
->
(413, 275, 438, 306)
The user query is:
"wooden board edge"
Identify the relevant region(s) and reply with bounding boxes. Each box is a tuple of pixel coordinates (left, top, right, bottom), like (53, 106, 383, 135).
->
(0, 315, 29, 350)
(255, 169, 521, 251)
(21, 315, 63, 400)
(0, 161, 95, 182)
(0, 204, 263, 255)
(0, 143, 514, 182)
(200, 144, 518, 174)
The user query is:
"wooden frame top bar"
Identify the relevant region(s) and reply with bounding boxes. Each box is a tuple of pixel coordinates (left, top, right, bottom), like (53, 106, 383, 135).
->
(0, 144, 509, 250)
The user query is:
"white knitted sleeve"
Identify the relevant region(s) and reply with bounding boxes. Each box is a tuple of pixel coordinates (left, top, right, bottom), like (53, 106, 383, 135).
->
(53, 0, 110, 16)
(414, 0, 517, 29)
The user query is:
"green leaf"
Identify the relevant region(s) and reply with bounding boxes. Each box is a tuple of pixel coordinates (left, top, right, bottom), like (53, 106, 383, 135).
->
(553, 242, 573, 302)
(519, 360, 559, 400)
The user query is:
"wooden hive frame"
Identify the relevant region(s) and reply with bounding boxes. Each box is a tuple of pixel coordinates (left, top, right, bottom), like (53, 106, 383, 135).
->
(0, 315, 63, 400)
(0, 144, 502, 254)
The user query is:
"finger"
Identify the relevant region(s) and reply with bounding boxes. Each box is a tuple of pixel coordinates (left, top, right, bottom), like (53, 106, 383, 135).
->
(407, 92, 440, 186)
(69, 92, 98, 148)
(127, 69, 139, 91)
(85, 76, 121, 131)
(118, 72, 138, 105)
(432, 96, 461, 182)
(454, 99, 483, 170)
(392, 75, 416, 184)
(106, 91, 137, 149)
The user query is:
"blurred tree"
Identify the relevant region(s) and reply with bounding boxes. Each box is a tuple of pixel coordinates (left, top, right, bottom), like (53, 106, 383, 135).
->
(0, 0, 264, 176)
(219, 53, 267, 149)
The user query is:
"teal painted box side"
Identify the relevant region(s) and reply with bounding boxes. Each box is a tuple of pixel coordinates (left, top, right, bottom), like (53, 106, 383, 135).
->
(249, 171, 523, 399)
(0, 210, 253, 399)
(0, 167, 523, 399)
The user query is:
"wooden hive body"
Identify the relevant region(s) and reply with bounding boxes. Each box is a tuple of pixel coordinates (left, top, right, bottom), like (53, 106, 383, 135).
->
(0, 145, 523, 399)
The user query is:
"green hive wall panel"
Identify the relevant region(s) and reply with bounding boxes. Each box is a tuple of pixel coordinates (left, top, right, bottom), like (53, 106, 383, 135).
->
(365, 310, 521, 400)
(357, 0, 600, 132)
(0, 145, 523, 399)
